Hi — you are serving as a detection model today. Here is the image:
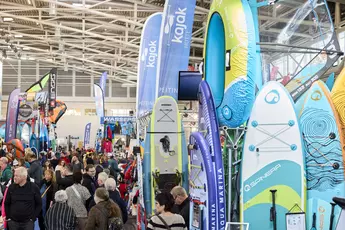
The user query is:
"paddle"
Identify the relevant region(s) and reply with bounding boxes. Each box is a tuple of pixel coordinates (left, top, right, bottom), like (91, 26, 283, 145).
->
(330, 202, 336, 230)
(270, 189, 277, 230)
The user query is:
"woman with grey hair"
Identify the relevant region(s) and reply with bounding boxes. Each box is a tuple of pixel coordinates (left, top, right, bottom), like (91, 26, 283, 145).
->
(44, 190, 77, 230)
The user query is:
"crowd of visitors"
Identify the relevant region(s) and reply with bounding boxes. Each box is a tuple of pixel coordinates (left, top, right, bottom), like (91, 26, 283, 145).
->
(0, 146, 191, 230)
(0, 147, 132, 230)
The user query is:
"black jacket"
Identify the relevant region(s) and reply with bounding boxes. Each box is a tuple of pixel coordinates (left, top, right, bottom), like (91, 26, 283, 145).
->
(109, 190, 128, 224)
(56, 171, 74, 190)
(40, 179, 58, 212)
(173, 196, 190, 228)
(82, 173, 97, 196)
(5, 182, 42, 222)
(28, 160, 42, 187)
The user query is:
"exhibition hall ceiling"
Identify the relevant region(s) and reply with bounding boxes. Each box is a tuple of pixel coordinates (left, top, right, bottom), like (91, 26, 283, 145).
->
(0, 0, 344, 86)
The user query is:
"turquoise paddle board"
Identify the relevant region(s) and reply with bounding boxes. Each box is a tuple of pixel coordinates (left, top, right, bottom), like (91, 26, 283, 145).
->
(300, 80, 345, 230)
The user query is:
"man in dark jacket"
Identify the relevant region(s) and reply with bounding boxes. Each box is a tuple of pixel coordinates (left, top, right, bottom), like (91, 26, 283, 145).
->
(171, 186, 190, 228)
(56, 164, 74, 190)
(0, 157, 12, 185)
(104, 178, 128, 223)
(108, 154, 121, 179)
(28, 154, 42, 187)
(5, 167, 42, 229)
(82, 164, 97, 196)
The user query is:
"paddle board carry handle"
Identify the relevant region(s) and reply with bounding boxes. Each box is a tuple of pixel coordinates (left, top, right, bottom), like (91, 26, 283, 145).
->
(270, 189, 277, 230)
(330, 202, 336, 230)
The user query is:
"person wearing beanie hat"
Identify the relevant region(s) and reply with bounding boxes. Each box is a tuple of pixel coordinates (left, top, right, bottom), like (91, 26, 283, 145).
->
(85, 188, 123, 230)
(45, 190, 77, 230)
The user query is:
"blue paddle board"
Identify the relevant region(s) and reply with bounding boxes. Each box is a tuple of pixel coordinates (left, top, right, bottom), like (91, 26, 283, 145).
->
(204, 0, 256, 128)
(189, 132, 217, 230)
(300, 80, 345, 230)
(198, 81, 226, 229)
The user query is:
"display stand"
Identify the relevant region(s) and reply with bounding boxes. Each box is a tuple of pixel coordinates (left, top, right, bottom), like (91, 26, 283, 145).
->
(221, 125, 247, 222)
(285, 203, 306, 230)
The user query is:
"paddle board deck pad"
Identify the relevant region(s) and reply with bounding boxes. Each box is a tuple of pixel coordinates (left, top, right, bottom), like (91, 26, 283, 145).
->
(300, 80, 345, 230)
(198, 80, 226, 229)
(240, 81, 306, 230)
(204, 0, 256, 128)
(149, 96, 186, 213)
(189, 132, 217, 230)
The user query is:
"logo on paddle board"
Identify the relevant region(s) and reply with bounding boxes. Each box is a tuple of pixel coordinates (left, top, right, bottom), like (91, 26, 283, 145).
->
(311, 90, 322, 101)
(244, 164, 281, 192)
(264, 90, 280, 104)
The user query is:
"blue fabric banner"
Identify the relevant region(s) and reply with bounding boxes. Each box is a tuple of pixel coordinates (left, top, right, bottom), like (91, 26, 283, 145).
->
(94, 83, 104, 117)
(5, 88, 20, 142)
(136, 12, 163, 119)
(155, 0, 196, 100)
(84, 122, 91, 148)
(99, 72, 107, 94)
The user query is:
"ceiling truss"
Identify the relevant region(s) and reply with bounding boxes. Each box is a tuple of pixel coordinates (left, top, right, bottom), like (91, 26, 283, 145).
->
(0, 0, 344, 87)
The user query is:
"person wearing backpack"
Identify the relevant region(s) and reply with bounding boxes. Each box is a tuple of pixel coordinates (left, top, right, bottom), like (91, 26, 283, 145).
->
(147, 192, 187, 230)
(85, 187, 123, 230)
(65, 171, 91, 230)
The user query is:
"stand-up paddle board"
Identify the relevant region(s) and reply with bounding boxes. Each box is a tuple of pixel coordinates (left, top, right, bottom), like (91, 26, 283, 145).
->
(241, 81, 306, 230)
(204, 0, 256, 128)
(331, 67, 345, 144)
(148, 96, 187, 214)
(30, 118, 38, 150)
(189, 132, 217, 230)
(198, 81, 226, 229)
(300, 81, 345, 230)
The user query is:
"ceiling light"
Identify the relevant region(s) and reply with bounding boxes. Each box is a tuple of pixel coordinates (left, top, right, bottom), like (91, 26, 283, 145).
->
(108, 7, 112, 10)
(23, 47, 30, 50)
(276, 4, 281, 8)
(27, 0, 31, 4)
(14, 34, 23, 38)
(3, 17, 13, 22)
